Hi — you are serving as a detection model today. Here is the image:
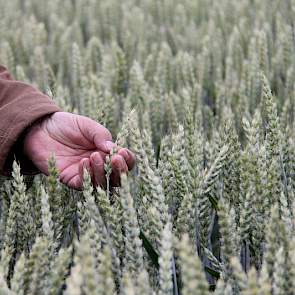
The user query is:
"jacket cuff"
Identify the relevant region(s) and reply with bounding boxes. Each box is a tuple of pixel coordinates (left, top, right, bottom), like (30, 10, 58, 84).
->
(0, 101, 61, 176)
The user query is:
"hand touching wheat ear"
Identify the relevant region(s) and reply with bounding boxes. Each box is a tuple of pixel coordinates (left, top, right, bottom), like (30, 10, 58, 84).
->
(23, 112, 135, 190)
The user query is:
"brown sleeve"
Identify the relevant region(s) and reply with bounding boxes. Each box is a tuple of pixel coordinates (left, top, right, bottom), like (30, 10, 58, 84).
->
(0, 65, 61, 176)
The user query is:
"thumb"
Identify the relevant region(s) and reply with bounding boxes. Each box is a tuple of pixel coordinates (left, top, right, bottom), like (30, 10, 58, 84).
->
(94, 137, 117, 154)
(77, 114, 116, 153)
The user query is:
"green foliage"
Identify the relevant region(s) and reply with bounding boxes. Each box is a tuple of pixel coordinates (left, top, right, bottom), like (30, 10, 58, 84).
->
(1, 0, 295, 293)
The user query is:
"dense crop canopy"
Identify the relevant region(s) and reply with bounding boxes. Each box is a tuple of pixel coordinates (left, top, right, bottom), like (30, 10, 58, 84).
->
(0, 0, 295, 294)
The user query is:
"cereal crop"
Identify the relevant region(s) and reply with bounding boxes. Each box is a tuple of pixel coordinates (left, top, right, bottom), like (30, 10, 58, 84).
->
(0, 0, 295, 294)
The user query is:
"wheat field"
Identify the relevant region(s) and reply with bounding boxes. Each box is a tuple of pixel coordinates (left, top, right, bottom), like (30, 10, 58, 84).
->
(0, 0, 295, 294)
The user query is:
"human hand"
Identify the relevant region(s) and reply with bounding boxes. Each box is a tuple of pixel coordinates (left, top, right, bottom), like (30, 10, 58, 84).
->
(23, 112, 135, 189)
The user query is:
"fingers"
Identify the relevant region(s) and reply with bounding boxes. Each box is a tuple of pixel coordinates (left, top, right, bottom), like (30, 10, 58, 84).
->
(90, 152, 106, 188)
(88, 148, 135, 189)
(66, 148, 135, 190)
(94, 139, 117, 154)
(67, 175, 82, 190)
(64, 146, 135, 190)
(59, 158, 91, 190)
(78, 115, 135, 162)
(117, 148, 136, 170)
(110, 154, 129, 187)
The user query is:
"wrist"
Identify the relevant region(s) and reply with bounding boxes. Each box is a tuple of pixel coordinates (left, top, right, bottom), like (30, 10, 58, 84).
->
(23, 113, 52, 158)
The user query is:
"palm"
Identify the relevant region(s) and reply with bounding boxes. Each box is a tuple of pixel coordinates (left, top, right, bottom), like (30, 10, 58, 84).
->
(23, 112, 135, 189)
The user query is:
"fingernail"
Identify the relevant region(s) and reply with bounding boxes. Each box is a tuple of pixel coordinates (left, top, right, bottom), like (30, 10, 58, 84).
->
(82, 161, 88, 170)
(126, 149, 135, 158)
(92, 153, 101, 165)
(105, 141, 116, 151)
(120, 149, 129, 158)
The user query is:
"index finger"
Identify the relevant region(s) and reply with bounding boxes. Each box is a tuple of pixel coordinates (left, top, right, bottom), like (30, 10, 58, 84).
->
(117, 148, 136, 170)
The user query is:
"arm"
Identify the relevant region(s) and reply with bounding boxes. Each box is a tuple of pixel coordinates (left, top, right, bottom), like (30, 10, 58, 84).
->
(0, 65, 135, 189)
(0, 65, 61, 176)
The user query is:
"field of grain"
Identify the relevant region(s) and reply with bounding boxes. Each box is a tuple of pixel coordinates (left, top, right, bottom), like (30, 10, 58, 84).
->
(0, 0, 295, 294)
